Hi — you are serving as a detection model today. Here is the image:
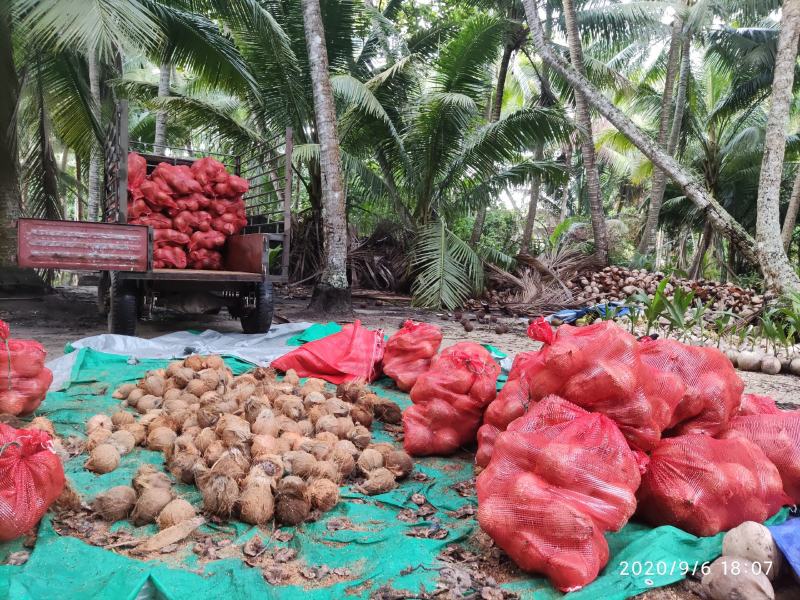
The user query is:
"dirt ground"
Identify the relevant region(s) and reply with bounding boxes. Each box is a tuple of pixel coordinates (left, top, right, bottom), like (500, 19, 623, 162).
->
(3, 284, 799, 405)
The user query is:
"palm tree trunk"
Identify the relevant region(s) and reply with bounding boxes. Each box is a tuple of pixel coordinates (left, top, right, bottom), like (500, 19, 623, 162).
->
(520, 146, 543, 254)
(0, 7, 20, 269)
(637, 11, 684, 255)
(561, 0, 609, 265)
(559, 141, 572, 221)
(76, 154, 83, 221)
(154, 60, 171, 153)
(689, 220, 713, 279)
(756, 0, 800, 292)
(302, 0, 351, 312)
(521, 0, 800, 294)
(781, 167, 800, 251)
(87, 50, 102, 222)
(667, 35, 691, 159)
(470, 42, 515, 247)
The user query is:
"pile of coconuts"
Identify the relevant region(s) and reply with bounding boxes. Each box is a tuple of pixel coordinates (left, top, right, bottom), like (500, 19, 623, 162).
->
(85, 355, 410, 530)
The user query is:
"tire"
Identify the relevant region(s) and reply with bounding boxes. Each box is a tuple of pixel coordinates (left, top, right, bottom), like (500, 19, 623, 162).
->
(108, 273, 138, 335)
(240, 281, 274, 334)
(97, 272, 110, 316)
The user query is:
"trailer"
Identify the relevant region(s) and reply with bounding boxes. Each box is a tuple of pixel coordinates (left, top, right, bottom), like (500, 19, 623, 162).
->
(16, 101, 292, 335)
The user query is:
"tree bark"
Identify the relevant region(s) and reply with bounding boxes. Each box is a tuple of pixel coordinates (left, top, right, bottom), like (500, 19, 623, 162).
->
(781, 167, 800, 251)
(302, 0, 351, 312)
(470, 42, 515, 247)
(154, 60, 171, 153)
(87, 50, 102, 222)
(667, 35, 691, 161)
(637, 11, 684, 255)
(559, 141, 572, 221)
(76, 154, 84, 221)
(756, 0, 800, 291)
(520, 146, 543, 254)
(561, 0, 609, 265)
(689, 220, 713, 279)
(521, 0, 800, 294)
(0, 6, 20, 268)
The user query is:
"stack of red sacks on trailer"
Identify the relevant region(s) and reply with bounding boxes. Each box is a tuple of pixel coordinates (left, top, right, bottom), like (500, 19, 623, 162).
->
(0, 320, 52, 416)
(126, 152, 249, 269)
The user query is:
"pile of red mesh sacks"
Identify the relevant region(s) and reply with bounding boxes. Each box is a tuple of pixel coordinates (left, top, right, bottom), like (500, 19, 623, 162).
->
(126, 152, 249, 269)
(0, 320, 52, 416)
(382, 321, 443, 392)
(477, 396, 642, 591)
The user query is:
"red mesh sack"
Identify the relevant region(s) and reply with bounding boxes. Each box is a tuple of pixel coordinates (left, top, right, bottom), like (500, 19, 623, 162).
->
(638, 339, 743, 435)
(524, 320, 684, 451)
(738, 393, 780, 416)
(188, 249, 223, 270)
(153, 246, 187, 269)
(128, 198, 152, 219)
(636, 434, 789, 536)
(139, 180, 177, 211)
(476, 351, 541, 468)
(0, 338, 46, 379)
(191, 157, 227, 186)
(271, 321, 384, 384)
(403, 342, 500, 457)
(189, 230, 226, 251)
(0, 424, 65, 541)
(152, 163, 201, 195)
(477, 396, 641, 592)
(211, 213, 247, 236)
(127, 152, 147, 197)
(154, 228, 190, 248)
(718, 413, 800, 503)
(193, 211, 213, 232)
(228, 175, 249, 195)
(382, 321, 443, 392)
(0, 323, 52, 416)
(172, 210, 200, 235)
(130, 213, 172, 229)
(172, 195, 200, 213)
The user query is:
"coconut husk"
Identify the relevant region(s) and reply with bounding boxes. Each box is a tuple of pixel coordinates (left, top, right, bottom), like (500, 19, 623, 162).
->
(290, 435, 312, 452)
(275, 416, 301, 435)
(371, 397, 402, 424)
(185, 379, 210, 398)
(132, 464, 172, 494)
(299, 378, 325, 397)
(325, 398, 351, 417)
(86, 427, 112, 451)
(251, 454, 284, 480)
(334, 439, 359, 456)
(350, 406, 373, 428)
(282, 369, 300, 386)
(384, 451, 413, 480)
(178, 392, 200, 406)
(168, 451, 204, 484)
(300, 438, 332, 461)
(311, 460, 341, 484)
(85, 444, 120, 473)
(279, 397, 305, 420)
(194, 427, 218, 453)
(215, 414, 251, 448)
(251, 415, 280, 437)
(209, 449, 250, 481)
(121, 422, 146, 446)
(112, 383, 137, 400)
(166, 360, 186, 377)
(136, 395, 162, 414)
(337, 381, 367, 404)
(156, 498, 196, 529)
(147, 427, 177, 453)
(314, 414, 338, 436)
(131, 487, 175, 526)
(303, 391, 327, 410)
(140, 375, 166, 397)
(251, 434, 279, 458)
(109, 430, 136, 455)
(348, 425, 371, 449)
(139, 410, 163, 428)
(368, 443, 395, 460)
(184, 355, 205, 371)
(243, 397, 272, 424)
(182, 424, 201, 439)
(202, 355, 225, 370)
(163, 388, 182, 403)
(26, 416, 56, 437)
(358, 468, 397, 495)
(92, 486, 137, 522)
(357, 448, 384, 475)
(307, 404, 332, 425)
(238, 479, 274, 525)
(133, 516, 205, 554)
(308, 478, 340, 512)
(275, 477, 310, 525)
(198, 473, 239, 517)
(203, 440, 226, 468)
(171, 367, 196, 389)
(196, 407, 219, 429)
(147, 414, 179, 433)
(330, 448, 356, 478)
(163, 397, 189, 415)
(197, 368, 221, 391)
(283, 450, 317, 479)
(225, 383, 255, 406)
(53, 479, 82, 511)
(294, 419, 312, 437)
(111, 411, 135, 429)
(274, 436, 292, 454)
(126, 388, 145, 407)
(86, 414, 113, 434)
(334, 416, 355, 439)
(315, 431, 339, 445)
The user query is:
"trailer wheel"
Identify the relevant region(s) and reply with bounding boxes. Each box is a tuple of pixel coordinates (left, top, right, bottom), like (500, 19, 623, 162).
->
(97, 272, 110, 316)
(108, 273, 138, 336)
(240, 282, 273, 334)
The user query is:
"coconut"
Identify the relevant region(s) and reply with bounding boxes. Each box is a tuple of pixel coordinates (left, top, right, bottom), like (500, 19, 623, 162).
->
(166, 360, 186, 377)
(335, 416, 356, 439)
(172, 367, 196, 389)
(92, 485, 137, 522)
(251, 415, 280, 437)
(337, 381, 366, 404)
(182, 424, 201, 439)
(303, 391, 327, 410)
(86, 427, 112, 451)
(198, 473, 239, 517)
(197, 368, 221, 391)
(300, 438, 332, 461)
(737, 351, 763, 372)
(283, 369, 300, 386)
(184, 355, 205, 371)
(311, 460, 341, 484)
(179, 392, 200, 406)
(131, 487, 174, 526)
(109, 430, 136, 455)
(275, 416, 301, 436)
(185, 378, 210, 398)
(203, 439, 226, 467)
(163, 397, 189, 415)
(315, 414, 339, 436)
(350, 405, 373, 428)
(156, 498, 196, 529)
(368, 443, 395, 460)
(385, 451, 413, 480)
(299, 378, 326, 397)
(325, 398, 351, 417)
(111, 411, 135, 429)
(27, 416, 56, 437)
(86, 414, 113, 434)
(194, 427, 218, 453)
(308, 478, 340, 512)
(760, 355, 782, 375)
(85, 444, 120, 474)
(126, 388, 145, 407)
(225, 382, 255, 406)
(359, 468, 397, 495)
(279, 397, 305, 420)
(283, 450, 317, 478)
(139, 410, 163, 428)
(203, 355, 225, 370)
(147, 427, 177, 453)
(316, 431, 339, 445)
(132, 463, 172, 494)
(112, 383, 137, 400)
(275, 477, 310, 525)
(251, 434, 279, 458)
(238, 479, 275, 525)
(209, 449, 250, 481)
(372, 397, 402, 424)
(216, 414, 251, 448)
(162, 388, 182, 403)
(244, 398, 273, 424)
(331, 447, 356, 478)
(290, 435, 312, 452)
(136, 395, 162, 414)
(121, 422, 146, 446)
(357, 448, 384, 475)
(147, 414, 178, 433)
(252, 454, 285, 480)
(308, 404, 332, 426)
(335, 439, 359, 457)
(168, 451, 203, 484)
(141, 375, 166, 397)
(196, 407, 219, 429)
(348, 425, 371, 449)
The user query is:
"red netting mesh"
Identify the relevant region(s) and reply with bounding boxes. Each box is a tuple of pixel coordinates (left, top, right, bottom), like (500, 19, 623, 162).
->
(477, 396, 641, 592)
(718, 413, 800, 503)
(382, 321, 443, 392)
(737, 393, 781, 416)
(638, 339, 743, 435)
(403, 342, 500, 457)
(0, 424, 65, 541)
(271, 321, 385, 384)
(636, 434, 789, 536)
(0, 322, 52, 416)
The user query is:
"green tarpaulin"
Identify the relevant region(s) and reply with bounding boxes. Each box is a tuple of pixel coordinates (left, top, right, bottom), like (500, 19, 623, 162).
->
(0, 346, 788, 599)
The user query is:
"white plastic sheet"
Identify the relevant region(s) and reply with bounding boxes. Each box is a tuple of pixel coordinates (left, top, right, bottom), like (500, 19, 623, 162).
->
(47, 323, 312, 390)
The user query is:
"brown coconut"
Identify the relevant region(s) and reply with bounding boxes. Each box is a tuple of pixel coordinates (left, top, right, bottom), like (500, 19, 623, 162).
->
(308, 404, 332, 425)
(178, 392, 200, 406)
(126, 388, 145, 407)
(166, 360, 186, 377)
(290, 435, 312, 452)
(182, 424, 201, 439)
(335, 439, 359, 457)
(203, 440, 226, 467)
(337, 381, 366, 404)
(275, 477, 310, 525)
(316, 431, 339, 445)
(244, 398, 273, 424)
(194, 427, 218, 453)
(299, 378, 325, 397)
(335, 416, 356, 439)
(315, 414, 339, 436)
(86, 414, 113, 434)
(168, 451, 204, 484)
(121, 422, 146, 446)
(163, 397, 189, 415)
(131, 487, 174, 526)
(86, 427, 113, 451)
(283, 450, 317, 478)
(238, 478, 275, 525)
(384, 451, 413, 480)
(325, 398, 351, 417)
(308, 478, 340, 512)
(283, 369, 300, 386)
(185, 378, 210, 398)
(216, 414, 251, 448)
(252, 454, 285, 480)
(147, 427, 177, 453)
(147, 414, 179, 433)
(300, 438, 332, 461)
(198, 473, 239, 517)
(209, 449, 250, 481)
(132, 463, 172, 494)
(112, 383, 137, 400)
(111, 411, 135, 428)
(251, 415, 280, 437)
(357, 448, 384, 475)
(162, 388, 182, 403)
(311, 460, 341, 484)
(276, 417, 302, 435)
(196, 407, 219, 429)
(372, 397, 402, 424)
(303, 391, 327, 410)
(197, 368, 221, 391)
(27, 416, 56, 436)
(251, 434, 279, 458)
(156, 498, 196, 529)
(184, 355, 205, 371)
(203, 355, 225, 370)
(279, 397, 305, 420)
(140, 375, 166, 397)
(85, 443, 120, 474)
(136, 395, 162, 414)
(92, 485, 137, 522)
(359, 467, 397, 495)
(331, 447, 356, 478)
(348, 425, 371, 449)
(109, 430, 136, 455)
(171, 367, 196, 389)
(368, 443, 395, 460)
(350, 405, 373, 428)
